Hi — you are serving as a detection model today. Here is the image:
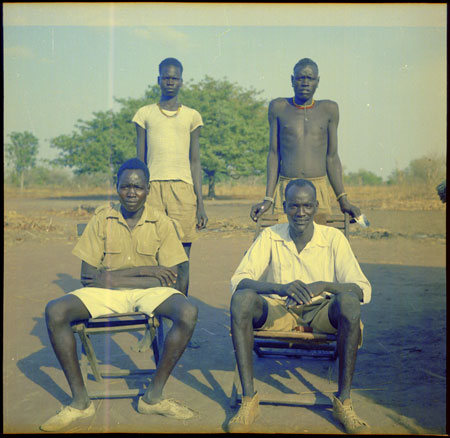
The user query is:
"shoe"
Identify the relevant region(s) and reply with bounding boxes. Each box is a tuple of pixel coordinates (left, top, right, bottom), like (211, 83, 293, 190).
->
(332, 395, 370, 434)
(40, 402, 95, 432)
(138, 397, 197, 420)
(228, 392, 260, 433)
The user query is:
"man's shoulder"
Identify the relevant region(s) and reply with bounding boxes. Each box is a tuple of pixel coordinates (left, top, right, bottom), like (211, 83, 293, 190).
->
(314, 222, 347, 245)
(269, 97, 290, 109)
(135, 103, 158, 115)
(93, 202, 119, 217)
(181, 104, 202, 116)
(316, 99, 338, 111)
(261, 222, 290, 240)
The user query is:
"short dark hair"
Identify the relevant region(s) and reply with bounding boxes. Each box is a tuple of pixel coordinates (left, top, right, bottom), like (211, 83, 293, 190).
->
(284, 179, 317, 200)
(116, 158, 149, 187)
(159, 57, 183, 75)
(293, 58, 319, 75)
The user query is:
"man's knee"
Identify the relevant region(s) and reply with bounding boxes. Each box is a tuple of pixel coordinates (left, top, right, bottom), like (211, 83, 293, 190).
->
(160, 294, 198, 329)
(333, 292, 361, 323)
(45, 298, 74, 331)
(45, 295, 88, 330)
(178, 300, 198, 329)
(230, 289, 261, 320)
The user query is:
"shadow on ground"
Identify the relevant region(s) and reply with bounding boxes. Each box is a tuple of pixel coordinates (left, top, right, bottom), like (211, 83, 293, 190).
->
(15, 263, 446, 434)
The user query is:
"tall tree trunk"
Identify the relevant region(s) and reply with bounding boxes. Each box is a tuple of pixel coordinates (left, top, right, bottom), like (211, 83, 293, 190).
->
(20, 171, 24, 194)
(206, 171, 216, 198)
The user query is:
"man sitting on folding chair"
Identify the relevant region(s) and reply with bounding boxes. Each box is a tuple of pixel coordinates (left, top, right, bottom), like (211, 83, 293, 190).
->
(41, 158, 198, 432)
(228, 179, 371, 434)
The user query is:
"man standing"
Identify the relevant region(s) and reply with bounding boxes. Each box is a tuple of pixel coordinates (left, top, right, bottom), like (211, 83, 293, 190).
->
(250, 58, 360, 225)
(40, 158, 198, 432)
(229, 179, 371, 434)
(133, 57, 207, 297)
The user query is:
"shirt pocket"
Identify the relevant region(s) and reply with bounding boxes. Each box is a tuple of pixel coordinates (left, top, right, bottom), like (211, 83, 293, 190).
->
(136, 239, 160, 264)
(102, 242, 123, 270)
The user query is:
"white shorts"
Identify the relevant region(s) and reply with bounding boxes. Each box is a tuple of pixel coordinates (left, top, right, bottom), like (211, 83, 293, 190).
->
(70, 287, 183, 318)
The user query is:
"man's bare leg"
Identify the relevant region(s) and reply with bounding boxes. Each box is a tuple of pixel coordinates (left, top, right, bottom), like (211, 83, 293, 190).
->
(230, 289, 266, 397)
(328, 292, 361, 400)
(141, 294, 198, 403)
(45, 295, 92, 409)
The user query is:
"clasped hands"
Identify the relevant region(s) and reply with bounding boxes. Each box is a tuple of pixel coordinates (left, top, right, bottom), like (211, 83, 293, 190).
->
(279, 280, 327, 309)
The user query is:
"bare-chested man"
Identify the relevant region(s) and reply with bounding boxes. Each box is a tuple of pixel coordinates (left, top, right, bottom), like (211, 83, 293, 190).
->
(250, 58, 360, 225)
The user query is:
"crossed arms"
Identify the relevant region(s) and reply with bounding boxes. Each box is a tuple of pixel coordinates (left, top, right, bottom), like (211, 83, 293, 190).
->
(80, 261, 181, 290)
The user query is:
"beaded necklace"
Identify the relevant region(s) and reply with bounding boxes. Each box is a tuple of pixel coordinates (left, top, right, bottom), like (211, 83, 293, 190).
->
(292, 97, 315, 109)
(157, 102, 182, 118)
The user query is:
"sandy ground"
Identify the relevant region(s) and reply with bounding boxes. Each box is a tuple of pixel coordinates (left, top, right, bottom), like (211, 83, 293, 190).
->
(3, 195, 447, 434)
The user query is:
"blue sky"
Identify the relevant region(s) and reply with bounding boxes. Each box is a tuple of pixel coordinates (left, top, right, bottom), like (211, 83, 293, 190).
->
(3, 3, 447, 179)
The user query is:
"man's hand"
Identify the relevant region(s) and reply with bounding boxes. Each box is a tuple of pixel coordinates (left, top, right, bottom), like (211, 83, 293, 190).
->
(281, 281, 326, 309)
(338, 198, 361, 219)
(196, 205, 208, 230)
(139, 266, 178, 287)
(250, 200, 272, 222)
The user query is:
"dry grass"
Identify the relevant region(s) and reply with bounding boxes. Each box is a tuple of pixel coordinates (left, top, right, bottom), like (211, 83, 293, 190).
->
(4, 180, 446, 211)
(212, 181, 446, 211)
(4, 185, 115, 199)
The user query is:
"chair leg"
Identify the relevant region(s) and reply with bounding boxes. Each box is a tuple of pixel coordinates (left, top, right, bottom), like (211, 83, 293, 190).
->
(77, 330, 103, 382)
(130, 326, 152, 353)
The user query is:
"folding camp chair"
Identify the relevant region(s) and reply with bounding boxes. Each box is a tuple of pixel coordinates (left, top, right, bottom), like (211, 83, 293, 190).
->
(71, 223, 164, 399)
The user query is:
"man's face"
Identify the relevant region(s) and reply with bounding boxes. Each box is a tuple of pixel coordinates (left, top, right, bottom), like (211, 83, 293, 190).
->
(117, 169, 149, 214)
(291, 64, 319, 102)
(158, 65, 183, 98)
(284, 184, 318, 235)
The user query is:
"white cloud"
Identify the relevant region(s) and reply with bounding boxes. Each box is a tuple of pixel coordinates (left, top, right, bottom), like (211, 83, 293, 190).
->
(132, 27, 192, 50)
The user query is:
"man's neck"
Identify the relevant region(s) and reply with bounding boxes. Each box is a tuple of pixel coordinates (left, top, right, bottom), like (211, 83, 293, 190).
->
(120, 205, 145, 230)
(293, 96, 314, 107)
(288, 223, 314, 253)
(159, 95, 180, 110)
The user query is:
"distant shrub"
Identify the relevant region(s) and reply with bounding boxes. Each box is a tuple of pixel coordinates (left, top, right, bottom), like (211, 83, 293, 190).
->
(344, 169, 383, 186)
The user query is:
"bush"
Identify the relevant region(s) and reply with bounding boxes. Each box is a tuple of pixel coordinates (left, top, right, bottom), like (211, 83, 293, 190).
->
(344, 169, 383, 186)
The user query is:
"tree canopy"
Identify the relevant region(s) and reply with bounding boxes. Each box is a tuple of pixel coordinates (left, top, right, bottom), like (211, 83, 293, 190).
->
(5, 131, 39, 191)
(51, 77, 269, 196)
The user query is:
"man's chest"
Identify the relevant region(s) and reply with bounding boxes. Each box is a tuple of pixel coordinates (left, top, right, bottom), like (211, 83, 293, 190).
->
(278, 106, 329, 138)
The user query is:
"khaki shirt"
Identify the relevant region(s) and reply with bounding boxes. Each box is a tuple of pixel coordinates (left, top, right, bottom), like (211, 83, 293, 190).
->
(230, 222, 372, 304)
(72, 203, 188, 271)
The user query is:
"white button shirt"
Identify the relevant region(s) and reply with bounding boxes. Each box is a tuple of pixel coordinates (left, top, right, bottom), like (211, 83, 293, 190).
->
(230, 222, 372, 304)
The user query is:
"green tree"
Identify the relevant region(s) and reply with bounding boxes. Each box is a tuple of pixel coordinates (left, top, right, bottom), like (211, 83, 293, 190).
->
(5, 131, 39, 192)
(50, 78, 268, 196)
(179, 77, 268, 197)
(344, 169, 383, 186)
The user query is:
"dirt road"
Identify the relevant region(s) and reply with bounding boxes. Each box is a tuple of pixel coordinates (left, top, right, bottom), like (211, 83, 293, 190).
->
(3, 196, 446, 434)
